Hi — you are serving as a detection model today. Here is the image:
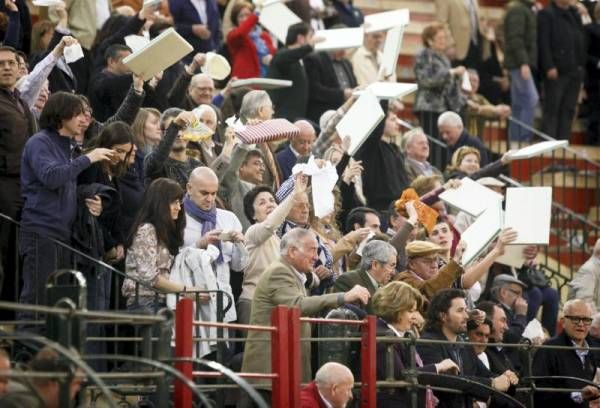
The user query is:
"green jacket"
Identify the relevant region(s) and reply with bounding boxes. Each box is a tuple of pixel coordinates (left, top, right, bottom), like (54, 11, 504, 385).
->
(333, 269, 378, 314)
(503, 0, 537, 70)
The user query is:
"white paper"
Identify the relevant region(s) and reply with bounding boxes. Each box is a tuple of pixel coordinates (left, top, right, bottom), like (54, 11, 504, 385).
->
(123, 27, 193, 81)
(504, 187, 552, 245)
(354, 82, 417, 100)
(230, 78, 292, 90)
(363, 9, 410, 33)
(522, 319, 545, 341)
(439, 177, 504, 217)
(461, 201, 503, 266)
(505, 140, 569, 160)
(125, 35, 150, 53)
(291, 156, 339, 218)
(32, 0, 64, 6)
(495, 245, 527, 268)
(356, 232, 376, 256)
(259, 2, 302, 44)
(379, 25, 405, 79)
(461, 71, 472, 92)
(63, 43, 84, 63)
(314, 27, 364, 51)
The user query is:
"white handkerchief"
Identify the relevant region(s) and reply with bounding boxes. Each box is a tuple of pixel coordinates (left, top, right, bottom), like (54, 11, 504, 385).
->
(462, 71, 472, 92)
(63, 43, 84, 64)
(291, 156, 339, 218)
(522, 319, 544, 341)
(356, 232, 375, 256)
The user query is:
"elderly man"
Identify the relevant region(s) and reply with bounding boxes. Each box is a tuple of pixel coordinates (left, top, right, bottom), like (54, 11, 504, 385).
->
(418, 289, 516, 408)
(300, 362, 355, 408)
(402, 127, 443, 182)
(241, 228, 369, 400)
(333, 240, 397, 313)
(394, 241, 464, 300)
(276, 120, 316, 180)
(533, 299, 600, 407)
(183, 167, 248, 323)
(351, 31, 395, 86)
(477, 301, 515, 375)
(437, 111, 489, 166)
(489, 275, 528, 346)
(569, 239, 600, 312)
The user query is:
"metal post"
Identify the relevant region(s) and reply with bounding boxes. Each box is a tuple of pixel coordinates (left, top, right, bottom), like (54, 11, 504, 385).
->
(216, 290, 225, 407)
(288, 307, 301, 408)
(175, 298, 194, 408)
(360, 315, 376, 408)
(271, 306, 290, 408)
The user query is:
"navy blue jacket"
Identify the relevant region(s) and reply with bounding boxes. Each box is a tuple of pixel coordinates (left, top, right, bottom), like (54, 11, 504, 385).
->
(20, 129, 92, 240)
(448, 130, 490, 166)
(275, 145, 297, 181)
(169, 0, 221, 55)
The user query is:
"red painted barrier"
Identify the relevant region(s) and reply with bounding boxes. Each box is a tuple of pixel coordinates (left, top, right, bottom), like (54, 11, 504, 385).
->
(288, 307, 302, 408)
(174, 298, 194, 408)
(361, 315, 377, 408)
(271, 305, 290, 408)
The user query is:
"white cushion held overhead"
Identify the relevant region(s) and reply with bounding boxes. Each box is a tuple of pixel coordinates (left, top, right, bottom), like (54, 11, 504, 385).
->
(258, 1, 302, 44)
(379, 25, 405, 79)
(314, 27, 364, 51)
(363, 9, 410, 33)
(504, 187, 552, 245)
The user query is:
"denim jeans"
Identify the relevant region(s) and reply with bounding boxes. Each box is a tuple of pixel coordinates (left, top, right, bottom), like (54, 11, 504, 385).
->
(509, 68, 539, 142)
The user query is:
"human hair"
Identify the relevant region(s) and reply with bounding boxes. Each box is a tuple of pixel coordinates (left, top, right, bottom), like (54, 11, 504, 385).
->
(286, 22, 311, 46)
(29, 347, 73, 386)
(243, 185, 275, 224)
(239, 90, 271, 122)
(446, 146, 480, 173)
(104, 43, 132, 65)
(280, 228, 314, 256)
(39, 91, 85, 131)
(160, 107, 183, 130)
(315, 362, 353, 387)
(131, 107, 161, 150)
(563, 299, 592, 316)
(149, 21, 173, 39)
(410, 175, 443, 197)
(421, 22, 445, 48)
(242, 149, 263, 166)
(372, 281, 424, 324)
(127, 178, 185, 256)
(425, 288, 465, 331)
(344, 206, 380, 234)
(359, 240, 397, 271)
(0, 45, 17, 56)
(30, 20, 55, 54)
(400, 127, 426, 153)
(467, 317, 493, 333)
(230, 1, 254, 26)
(437, 111, 463, 128)
(92, 14, 129, 50)
(221, 86, 251, 119)
(87, 121, 135, 177)
(476, 301, 500, 323)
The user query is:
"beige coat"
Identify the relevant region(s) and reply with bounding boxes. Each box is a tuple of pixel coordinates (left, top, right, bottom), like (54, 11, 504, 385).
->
(435, 0, 484, 61)
(241, 258, 340, 383)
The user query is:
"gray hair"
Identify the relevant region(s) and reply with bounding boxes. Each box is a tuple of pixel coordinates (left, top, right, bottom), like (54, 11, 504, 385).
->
(563, 299, 593, 316)
(160, 107, 184, 130)
(193, 104, 217, 119)
(239, 90, 272, 122)
(401, 127, 426, 153)
(437, 111, 463, 129)
(280, 228, 315, 256)
(359, 240, 397, 271)
(315, 362, 353, 387)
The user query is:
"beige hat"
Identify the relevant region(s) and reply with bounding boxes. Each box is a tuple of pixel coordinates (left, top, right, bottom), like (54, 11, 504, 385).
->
(406, 241, 445, 258)
(477, 177, 506, 188)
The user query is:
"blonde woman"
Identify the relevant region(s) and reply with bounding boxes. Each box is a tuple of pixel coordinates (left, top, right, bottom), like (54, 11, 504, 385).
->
(444, 146, 513, 181)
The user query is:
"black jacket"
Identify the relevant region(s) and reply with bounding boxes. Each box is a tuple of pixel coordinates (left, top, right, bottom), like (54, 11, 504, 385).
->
(538, 2, 586, 75)
(532, 332, 599, 408)
(448, 130, 490, 167)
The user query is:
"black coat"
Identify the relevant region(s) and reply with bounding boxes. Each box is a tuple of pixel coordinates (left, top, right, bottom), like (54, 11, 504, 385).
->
(532, 332, 599, 408)
(448, 130, 490, 167)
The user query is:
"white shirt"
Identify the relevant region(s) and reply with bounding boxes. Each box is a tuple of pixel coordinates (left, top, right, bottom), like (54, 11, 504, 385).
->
(96, 0, 111, 29)
(190, 0, 208, 24)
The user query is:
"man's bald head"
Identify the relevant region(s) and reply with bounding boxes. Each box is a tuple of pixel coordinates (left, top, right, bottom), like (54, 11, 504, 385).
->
(189, 74, 215, 106)
(315, 362, 354, 408)
(291, 120, 316, 156)
(187, 167, 219, 210)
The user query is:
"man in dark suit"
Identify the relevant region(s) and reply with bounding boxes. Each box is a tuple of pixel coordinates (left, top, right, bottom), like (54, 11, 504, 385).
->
(418, 289, 517, 408)
(533, 299, 600, 407)
(276, 120, 316, 181)
(303, 49, 357, 123)
(300, 362, 355, 408)
(477, 301, 517, 375)
(437, 111, 489, 167)
(333, 240, 397, 314)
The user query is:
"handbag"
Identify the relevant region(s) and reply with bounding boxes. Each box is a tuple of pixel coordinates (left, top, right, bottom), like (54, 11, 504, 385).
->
(518, 265, 550, 288)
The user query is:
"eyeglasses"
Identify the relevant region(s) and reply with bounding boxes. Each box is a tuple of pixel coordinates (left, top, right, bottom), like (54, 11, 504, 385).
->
(564, 316, 593, 326)
(506, 288, 523, 297)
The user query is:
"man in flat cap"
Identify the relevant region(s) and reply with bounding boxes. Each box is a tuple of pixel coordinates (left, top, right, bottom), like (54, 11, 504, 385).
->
(394, 240, 465, 300)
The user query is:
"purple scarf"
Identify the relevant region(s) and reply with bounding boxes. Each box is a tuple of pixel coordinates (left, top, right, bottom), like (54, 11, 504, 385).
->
(183, 195, 224, 263)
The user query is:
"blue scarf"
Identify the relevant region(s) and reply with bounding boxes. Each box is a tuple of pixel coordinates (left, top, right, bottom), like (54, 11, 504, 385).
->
(183, 195, 224, 263)
(249, 27, 269, 77)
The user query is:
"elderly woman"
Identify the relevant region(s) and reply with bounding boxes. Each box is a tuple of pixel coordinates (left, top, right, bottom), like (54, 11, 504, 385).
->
(226, 1, 276, 78)
(444, 146, 514, 181)
(414, 22, 466, 140)
(373, 281, 459, 407)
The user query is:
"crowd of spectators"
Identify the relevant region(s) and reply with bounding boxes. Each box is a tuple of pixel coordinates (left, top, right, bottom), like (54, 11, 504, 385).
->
(0, 0, 599, 406)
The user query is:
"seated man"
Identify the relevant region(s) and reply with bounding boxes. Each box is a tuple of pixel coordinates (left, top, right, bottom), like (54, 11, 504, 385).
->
(351, 30, 394, 86)
(402, 127, 443, 182)
(300, 362, 355, 408)
(477, 301, 515, 375)
(533, 299, 600, 408)
(333, 240, 397, 313)
(276, 120, 316, 181)
(438, 111, 489, 167)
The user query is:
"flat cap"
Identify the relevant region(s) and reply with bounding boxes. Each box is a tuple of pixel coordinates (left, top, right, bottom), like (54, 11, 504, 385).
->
(492, 274, 527, 289)
(406, 241, 445, 258)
